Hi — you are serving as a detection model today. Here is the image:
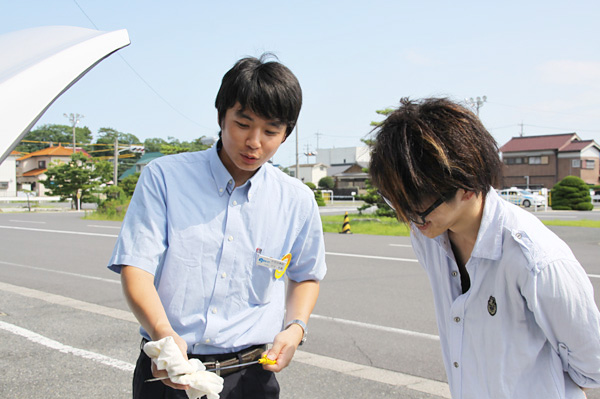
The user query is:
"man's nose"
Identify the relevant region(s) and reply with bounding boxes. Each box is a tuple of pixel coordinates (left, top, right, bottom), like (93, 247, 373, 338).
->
(246, 129, 261, 149)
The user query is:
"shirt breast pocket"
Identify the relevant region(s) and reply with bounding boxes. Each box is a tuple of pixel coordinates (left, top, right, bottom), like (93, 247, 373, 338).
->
(247, 253, 277, 305)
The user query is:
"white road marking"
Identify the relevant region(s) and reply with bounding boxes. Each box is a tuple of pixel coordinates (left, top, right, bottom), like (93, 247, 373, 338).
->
(0, 281, 135, 322)
(588, 274, 600, 279)
(389, 244, 412, 248)
(326, 251, 418, 263)
(294, 351, 450, 398)
(0, 320, 135, 372)
(0, 260, 120, 284)
(0, 281, 450, 397)
(87, 224, 122, 229)
(0, 225, 118, 237)
(0, 225, 420, 263)
(310, 314, 439, 341)
(9, 219, 46, 224)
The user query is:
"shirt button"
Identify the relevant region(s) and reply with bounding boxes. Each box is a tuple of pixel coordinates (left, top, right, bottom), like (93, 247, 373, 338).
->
(451, 271, 458, 277)
(232, 200, 238, 206)
(221, 272, 227, 279)
(453, 362, 459, 368)
(219, 188, 223, 193)
(205, 338, 211, 343)
(454, 317, 461, 323)
(228, 236, 233, 241)
(212, 307, 218, 314)
(516, 233, 522, 239)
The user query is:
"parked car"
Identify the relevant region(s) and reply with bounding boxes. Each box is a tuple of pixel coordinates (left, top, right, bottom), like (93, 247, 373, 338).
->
(497, 188, 546, 208)
(591, 190, 600, 204)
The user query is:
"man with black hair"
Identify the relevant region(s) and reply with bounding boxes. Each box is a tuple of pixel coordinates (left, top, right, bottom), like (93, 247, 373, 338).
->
(370, 97, 600, 399)
(108, 54, 326, 399)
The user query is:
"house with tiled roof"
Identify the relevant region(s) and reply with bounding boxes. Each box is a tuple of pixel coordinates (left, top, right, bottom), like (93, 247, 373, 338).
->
(16, 145, 90, 196)
(499, 133, 600, 188)
(0, 150, 20, 197)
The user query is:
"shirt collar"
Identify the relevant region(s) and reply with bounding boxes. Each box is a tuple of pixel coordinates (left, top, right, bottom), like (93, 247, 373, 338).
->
(470, 188, 504, 261)
(208, 144, 267, 201)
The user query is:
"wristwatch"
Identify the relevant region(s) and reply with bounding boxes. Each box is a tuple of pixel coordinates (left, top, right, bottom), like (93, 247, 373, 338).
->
(284, 319, 307, 346)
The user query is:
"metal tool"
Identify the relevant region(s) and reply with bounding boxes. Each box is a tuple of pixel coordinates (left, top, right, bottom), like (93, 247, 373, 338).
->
(145, 355, 276, 382)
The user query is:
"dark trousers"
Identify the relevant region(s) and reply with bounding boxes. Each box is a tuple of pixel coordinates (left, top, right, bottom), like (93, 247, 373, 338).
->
(133, 350, 280, 399)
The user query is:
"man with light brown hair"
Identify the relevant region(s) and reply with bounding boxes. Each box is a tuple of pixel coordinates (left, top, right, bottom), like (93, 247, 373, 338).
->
(370, 97, 600, 399)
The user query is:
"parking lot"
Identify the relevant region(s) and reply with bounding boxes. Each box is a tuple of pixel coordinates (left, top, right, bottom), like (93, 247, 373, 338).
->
(0, 210, 599, 398)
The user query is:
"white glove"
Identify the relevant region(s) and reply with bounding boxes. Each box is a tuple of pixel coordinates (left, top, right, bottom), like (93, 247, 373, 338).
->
(143, 336, 224, 399)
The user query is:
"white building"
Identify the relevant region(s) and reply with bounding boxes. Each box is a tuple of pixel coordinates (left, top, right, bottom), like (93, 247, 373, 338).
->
(0, 151, 18, 197)
(316, 146, 370, 166)
(288, 163, 329, 185)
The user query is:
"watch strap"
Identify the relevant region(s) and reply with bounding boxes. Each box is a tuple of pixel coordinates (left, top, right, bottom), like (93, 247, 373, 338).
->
(284, 319, 307, 345)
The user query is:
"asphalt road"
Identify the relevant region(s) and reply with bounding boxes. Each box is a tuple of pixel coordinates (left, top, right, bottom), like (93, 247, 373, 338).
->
(0, 210, 599, 398)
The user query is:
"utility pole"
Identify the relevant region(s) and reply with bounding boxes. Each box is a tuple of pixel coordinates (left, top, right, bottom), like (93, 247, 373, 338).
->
(315, 131, 323, 151)
(295, 125, 299, 180)
(63, 113, 84, 153)
(519, 121, 524, 137)
(113, 134, 119, 185)
(465, 96, 487, 116)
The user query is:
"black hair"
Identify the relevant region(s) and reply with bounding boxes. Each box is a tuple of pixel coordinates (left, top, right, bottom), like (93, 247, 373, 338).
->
(215, 53, 302, 138)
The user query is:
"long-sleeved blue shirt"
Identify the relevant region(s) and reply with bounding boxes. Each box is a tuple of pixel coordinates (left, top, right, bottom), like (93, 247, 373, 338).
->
(411, 189, 600, 399)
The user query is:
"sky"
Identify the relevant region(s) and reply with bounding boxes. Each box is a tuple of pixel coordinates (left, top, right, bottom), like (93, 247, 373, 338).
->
(2, 1, 599, 168)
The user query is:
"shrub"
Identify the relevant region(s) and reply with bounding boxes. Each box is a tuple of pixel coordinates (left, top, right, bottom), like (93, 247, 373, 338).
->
(120, 172, 140, 197)
(551, 176, 593, 211)
(305, 182, 325, 206)
(318, 176, 335, 190)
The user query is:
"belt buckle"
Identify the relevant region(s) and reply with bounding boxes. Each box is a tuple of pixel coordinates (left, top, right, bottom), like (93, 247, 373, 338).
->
(214, 360, 221, 377)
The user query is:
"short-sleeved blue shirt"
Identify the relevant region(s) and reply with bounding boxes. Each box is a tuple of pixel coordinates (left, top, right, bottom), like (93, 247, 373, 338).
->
(108, 145, 326, 354)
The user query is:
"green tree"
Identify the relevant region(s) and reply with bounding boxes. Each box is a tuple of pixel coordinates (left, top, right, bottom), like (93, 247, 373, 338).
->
(551, 176, 593, 211)
(160, 136, 211, 154)
(16, 124, 92, 153)
(120, 172, 141, 197)
(40, 153, 112, 209)
(144, 137, 168, 152)
(318, 176, 335, 190)
(92, 128, 142, 178)
(358, 106, 397, 217)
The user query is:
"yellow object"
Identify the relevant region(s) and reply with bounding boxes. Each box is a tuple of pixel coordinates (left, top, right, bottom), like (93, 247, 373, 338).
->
(258, 354, 277, 365)
(340, 211, 352, 234)
(274, 253, 291, 279)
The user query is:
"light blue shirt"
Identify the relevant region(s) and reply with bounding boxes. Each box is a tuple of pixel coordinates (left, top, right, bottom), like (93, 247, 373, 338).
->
(411, 189, 600, 399)
(108, 145, 326, 354)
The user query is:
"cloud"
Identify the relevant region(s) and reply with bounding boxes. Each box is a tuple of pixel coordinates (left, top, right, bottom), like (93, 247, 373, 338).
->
(538, 60, 600, 87)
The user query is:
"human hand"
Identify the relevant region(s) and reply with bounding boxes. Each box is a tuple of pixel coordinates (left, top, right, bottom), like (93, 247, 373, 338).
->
(149, 332, 190, 390)
(262, 324, 304, 372)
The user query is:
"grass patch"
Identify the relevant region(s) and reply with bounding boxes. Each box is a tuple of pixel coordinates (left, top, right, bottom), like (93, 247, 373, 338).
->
(541, 219, 600, 228)
(82, 211, 126, 221)
(79, 209, 600, 234)
(321, 213, 411, 236)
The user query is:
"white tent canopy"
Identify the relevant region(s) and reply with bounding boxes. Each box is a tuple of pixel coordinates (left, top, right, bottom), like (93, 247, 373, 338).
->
(0, 26, 130, 163)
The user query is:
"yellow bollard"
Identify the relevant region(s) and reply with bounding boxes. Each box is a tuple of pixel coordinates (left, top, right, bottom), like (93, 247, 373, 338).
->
(340, 211, 352, 234)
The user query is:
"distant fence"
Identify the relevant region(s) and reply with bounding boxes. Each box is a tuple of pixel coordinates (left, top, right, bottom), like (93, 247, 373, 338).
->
(318, 190, 358, 204)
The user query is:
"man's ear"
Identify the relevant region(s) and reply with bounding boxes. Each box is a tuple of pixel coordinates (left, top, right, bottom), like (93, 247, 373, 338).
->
(461, 190, 476, 201)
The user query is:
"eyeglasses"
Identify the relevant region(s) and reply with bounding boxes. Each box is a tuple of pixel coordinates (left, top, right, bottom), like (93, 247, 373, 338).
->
(379, 191, 455, 225)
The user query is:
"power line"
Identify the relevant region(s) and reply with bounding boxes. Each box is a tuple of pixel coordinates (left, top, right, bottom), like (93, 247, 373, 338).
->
(72, 0, 213, 132)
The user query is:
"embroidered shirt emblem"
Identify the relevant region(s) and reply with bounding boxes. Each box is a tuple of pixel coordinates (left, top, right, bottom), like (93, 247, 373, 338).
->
(488, 296, 497, 316)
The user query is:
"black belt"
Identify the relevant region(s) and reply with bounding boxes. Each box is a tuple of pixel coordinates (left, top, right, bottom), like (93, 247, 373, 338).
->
(141, 338, 267, 377)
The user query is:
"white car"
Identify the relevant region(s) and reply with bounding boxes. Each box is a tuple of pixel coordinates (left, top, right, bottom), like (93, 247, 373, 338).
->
(497, 188, 546, 208)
